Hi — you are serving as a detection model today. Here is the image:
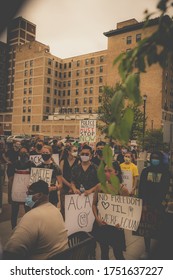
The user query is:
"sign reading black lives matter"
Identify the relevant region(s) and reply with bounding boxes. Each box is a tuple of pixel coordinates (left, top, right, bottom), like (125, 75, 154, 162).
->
(98, 193, 142, 231)
(79, 120, 96, 143)
(29, 167, 53, 187)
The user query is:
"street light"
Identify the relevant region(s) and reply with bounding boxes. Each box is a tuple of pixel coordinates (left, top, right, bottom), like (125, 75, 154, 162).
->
(142, 94, 147, 150)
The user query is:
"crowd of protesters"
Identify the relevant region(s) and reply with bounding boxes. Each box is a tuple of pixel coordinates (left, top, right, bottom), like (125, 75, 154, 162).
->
(0, 135, 172, 260)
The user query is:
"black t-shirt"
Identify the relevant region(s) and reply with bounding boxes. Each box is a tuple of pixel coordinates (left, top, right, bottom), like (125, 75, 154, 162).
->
(71, 162, 99, 190)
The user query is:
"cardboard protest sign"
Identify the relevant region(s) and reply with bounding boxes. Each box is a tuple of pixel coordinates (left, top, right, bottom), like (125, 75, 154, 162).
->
(29, 155, 42, 166)
(29, 167, 53, 186)
(52, 154, 59, 166)
(65, 193, 95, 236)
(121, 170, 133, 192)
(98, 193, 142, 231)
(133, 205, 161, 238)
(79, 120, 96, 143)
(11, 170, 30, 202)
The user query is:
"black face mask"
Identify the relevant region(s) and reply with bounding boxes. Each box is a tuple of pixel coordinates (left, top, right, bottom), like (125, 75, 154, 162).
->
(96, 150, 103, 157)
(19, 153, 29, 163)
(42, 154, 51, 161)
(36, 144, 43, 150)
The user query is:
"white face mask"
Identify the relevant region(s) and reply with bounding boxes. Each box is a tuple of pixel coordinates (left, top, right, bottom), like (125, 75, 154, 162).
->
(71, 152, 78, 157)
(80, 155, 90, 162)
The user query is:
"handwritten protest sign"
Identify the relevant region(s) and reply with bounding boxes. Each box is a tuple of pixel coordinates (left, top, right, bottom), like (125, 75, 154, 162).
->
(52, 154, 59, 166)
(121, 170, 133, 192)
(11, 171, 30, 202)
(79, 120, 96, 143)
(29, 155, 42, 166)
(98, 193, 142, 231)
(29, 167, 53, 186)
(65, 193, 95, 236)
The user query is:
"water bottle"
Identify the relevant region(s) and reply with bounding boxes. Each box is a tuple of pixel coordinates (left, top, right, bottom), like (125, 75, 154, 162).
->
(80, 184, 85, 193)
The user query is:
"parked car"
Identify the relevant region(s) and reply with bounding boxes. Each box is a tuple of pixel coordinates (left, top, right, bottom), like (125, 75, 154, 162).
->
(6, 135, 31, 143)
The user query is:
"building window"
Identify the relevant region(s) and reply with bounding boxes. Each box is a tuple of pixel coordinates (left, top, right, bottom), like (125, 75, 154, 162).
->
(85, 68, 89, 75)
(84, 78, 88, 85)
(48, 68, 51, 74)
(68, 81, 71, 87)
(99, 76, 103, 83)
(90, 87, 93, 94)
(23, 107, 26, 113)
(75, 98, 78, 105)
(100, 56, 104, 63)
(27, 116, 31, 122)
(68, 90, 70, 96)
(67, 99, 70, 106)
(99, 86, 103, 93)
(85, 59, 89, 65)
(90, 77, 93, 84)
(25, 61, 28, 67)
(84, 88, 88, 94)
(99, 66, 103, 73)
(47, 78, 51, 84)
(77, 60, 80, 67)
(64, 72, 66, 78)
(89, 107, 92, 113)
(24, 79, 27, 85)
(76, 89, 79, 95)
(69, 62, 71, 68)
(29, 88, 32, 94)
(83, 107, 87, 113)
(48, 58, 52, 65)
(90, 68, 94, 74)
(47, 87, 50, 94)
(98, 96, 102, 103)
(76, 70, 80, 76)
(68, 71, 71, 77)
(28, 106, 31, 113)
(29, 78, 32, 85)
(55, 61, 58, 67)
(30, 60, 33, 67)
(54, 89, 57, 95)
(30, 69, 33, 76)
(64, 63, 67, 69)
(89, 97, 93, 104)
(136, 33, 141, 42)
(54, 70, 58, 78)
(84, 98, 87, 104)
(23, 97, 26, 104)
(54, 99, 56, 105)
(46, 97, 50, 103)
(63, 90, 66, 96)
(91, 58, 95, 64)
(28, 97, 32, 104)
(76, 80, 79, 86)
(24, 88, 27, 94)
(127, 36, 132, 44)
(22, 116, 25, 122)
(24, 70, 28, 76)
(74, 108, 78, 113)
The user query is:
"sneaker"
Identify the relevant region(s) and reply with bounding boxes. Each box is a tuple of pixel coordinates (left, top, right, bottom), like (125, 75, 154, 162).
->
(139, 252, 149, 260)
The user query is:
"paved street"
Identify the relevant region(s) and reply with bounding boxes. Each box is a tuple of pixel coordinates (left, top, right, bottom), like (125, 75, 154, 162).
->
(0, 181, 151, 260)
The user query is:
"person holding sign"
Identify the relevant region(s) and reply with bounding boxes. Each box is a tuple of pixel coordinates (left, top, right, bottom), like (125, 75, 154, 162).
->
(59, 144, 80, 219)
(92, 163, 129, 260)
(36, 145, 63, 207)
(71, 144, 99, 195)
(120, 151, 139, 195)
(3, 180, 68, 260)
(9, 146, 33, 229)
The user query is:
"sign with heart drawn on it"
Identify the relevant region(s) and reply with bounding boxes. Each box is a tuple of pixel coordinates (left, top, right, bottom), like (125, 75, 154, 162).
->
(101, 201, 110, 210)
(98, 193, 142, 231)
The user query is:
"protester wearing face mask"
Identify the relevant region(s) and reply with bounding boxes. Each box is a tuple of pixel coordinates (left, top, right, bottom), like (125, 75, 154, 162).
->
(35, 145, 63, 207)
(120, 152, 139, 196)
(8, 146, 32, 229)
(92, 141, 106, 167)
(30, 140, 44, 155)
(92, 163, 129, 260)
(138, 151, 170, 259)
(59, 145, 80, 219)
(71, 144, 99, 195)
(3, 180, 68, 260)
(117, 146, 128, 164)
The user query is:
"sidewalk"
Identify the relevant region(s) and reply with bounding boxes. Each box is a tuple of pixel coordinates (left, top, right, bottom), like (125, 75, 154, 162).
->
(0, 182, 147, 260)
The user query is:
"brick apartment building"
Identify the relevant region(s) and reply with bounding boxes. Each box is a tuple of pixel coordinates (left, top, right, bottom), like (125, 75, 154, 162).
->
(0, 16, 173, 140)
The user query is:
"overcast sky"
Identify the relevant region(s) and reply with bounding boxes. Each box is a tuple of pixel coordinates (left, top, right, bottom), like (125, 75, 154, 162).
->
(0, 0, 162, 58)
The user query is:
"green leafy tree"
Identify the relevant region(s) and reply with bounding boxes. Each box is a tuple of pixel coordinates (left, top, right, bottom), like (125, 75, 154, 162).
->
(98, 0, 173, 192)
(144, 129, 164, 151)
